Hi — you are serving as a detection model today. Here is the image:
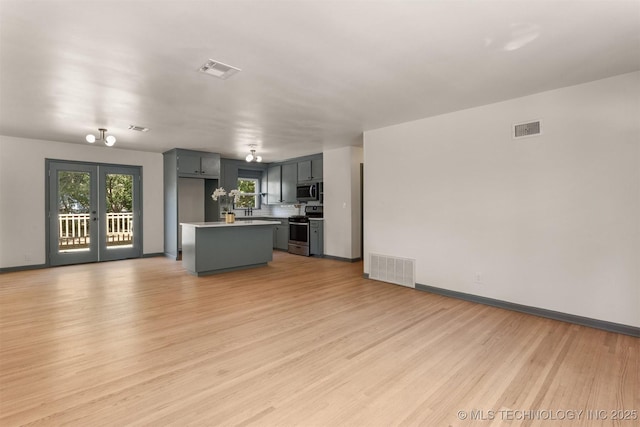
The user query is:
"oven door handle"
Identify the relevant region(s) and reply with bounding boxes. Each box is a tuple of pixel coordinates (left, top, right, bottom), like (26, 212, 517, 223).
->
(310, 185, 316, 199)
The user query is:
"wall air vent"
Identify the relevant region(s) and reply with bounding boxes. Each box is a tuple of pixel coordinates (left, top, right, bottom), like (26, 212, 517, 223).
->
(369, 253, 415, 288)
(513, 120, 542, 139)
(198, 59, 241, 80)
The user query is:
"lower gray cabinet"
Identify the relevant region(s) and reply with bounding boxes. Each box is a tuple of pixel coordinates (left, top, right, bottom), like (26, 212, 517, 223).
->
(310, 220, 324, 256)
(273, 220, 289, 250)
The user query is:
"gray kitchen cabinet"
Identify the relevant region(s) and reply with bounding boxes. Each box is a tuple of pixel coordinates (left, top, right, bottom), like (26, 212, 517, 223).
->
(267, 165, 281, 204)
(261, 169, 268, 202)
(297, 160, 311, 182)
(164, 149, 221, 259)
(297, 155, 323, 182)
(311, 157, 323, 181)
(177, 149, 220, 178)
(282, 163, 297, 202)
(310, 220, 324, 256)
(273, 220, 289, 250)
(267, 163, 297, 204)
(220, 158, 239, 190)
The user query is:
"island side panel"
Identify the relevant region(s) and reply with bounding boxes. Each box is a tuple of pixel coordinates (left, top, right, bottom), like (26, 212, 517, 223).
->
(181, 224, 197, 273)
(194, 225, 274, 275)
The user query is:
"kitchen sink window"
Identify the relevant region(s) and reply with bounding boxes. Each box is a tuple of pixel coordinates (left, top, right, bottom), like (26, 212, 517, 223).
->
(236, 177, 259, 208)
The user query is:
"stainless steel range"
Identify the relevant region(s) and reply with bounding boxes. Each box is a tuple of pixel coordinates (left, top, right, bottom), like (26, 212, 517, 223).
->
(288, 215, 310, 256)
(288, 206, 323, 256)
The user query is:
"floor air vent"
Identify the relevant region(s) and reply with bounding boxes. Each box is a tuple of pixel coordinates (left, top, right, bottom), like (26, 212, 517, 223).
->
(369, 253, 415, 288)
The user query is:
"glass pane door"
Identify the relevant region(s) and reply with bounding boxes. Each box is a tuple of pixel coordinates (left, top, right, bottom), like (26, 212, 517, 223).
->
(99, 165, 141, 261)
(49, 162, 98, 265)
(48, 161, 142, 265)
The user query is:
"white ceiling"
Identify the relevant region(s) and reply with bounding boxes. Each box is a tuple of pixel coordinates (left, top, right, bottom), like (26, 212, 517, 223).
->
(1, 0, 639, 162)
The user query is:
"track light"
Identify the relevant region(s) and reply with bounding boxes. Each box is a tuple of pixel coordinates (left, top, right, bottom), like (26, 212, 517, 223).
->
(245, 148, 262, 162)
(86, 128, 116, 147)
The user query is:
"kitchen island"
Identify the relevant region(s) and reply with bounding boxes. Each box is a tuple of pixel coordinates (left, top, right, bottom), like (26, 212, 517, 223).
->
(181, 220, 281, 276)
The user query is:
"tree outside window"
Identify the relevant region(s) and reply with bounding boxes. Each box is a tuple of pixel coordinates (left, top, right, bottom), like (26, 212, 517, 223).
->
(236, 178, 259, 208)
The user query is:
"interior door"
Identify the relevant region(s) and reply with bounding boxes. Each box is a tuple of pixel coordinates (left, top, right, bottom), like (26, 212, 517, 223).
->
(48, 161, 142, 266)
(49, 162, 99, 265)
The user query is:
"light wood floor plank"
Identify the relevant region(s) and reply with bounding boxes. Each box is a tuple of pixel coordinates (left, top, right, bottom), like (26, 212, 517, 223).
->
(1, 253, 638, 426)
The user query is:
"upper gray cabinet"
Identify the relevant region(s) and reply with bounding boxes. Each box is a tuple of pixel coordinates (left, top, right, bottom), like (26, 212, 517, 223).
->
(267, 153, 322, 204)
(267, 165, 281, 204)
(220, 158, 239, 190)
(177, 150, 220, 178)
(297, 155, 323, 183)
(282, 163, 297, 202)
(267, 163, 297, 204)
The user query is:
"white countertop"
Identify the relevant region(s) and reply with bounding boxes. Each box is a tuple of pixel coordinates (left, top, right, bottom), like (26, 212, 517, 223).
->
(219, 215, 290, 220)
(181, 220, 281, 228)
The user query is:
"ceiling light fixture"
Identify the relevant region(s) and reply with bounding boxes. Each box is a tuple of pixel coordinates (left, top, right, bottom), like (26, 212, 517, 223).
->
(86, 128, 116, 147)
(245, 146, 262, 163)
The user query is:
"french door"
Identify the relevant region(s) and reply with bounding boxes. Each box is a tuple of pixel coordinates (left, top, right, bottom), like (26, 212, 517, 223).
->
(47, 160, 142, 266)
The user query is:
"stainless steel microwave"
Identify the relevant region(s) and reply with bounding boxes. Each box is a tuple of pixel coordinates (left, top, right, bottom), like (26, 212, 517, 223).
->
(296, 183, 320, 202)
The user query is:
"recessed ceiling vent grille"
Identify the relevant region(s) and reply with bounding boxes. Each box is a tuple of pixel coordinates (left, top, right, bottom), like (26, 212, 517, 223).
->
(369, 253, 415, 288)
(513, 120, 542, 139)
(128, 125, 149, 132)
(198, 59, 241, 80)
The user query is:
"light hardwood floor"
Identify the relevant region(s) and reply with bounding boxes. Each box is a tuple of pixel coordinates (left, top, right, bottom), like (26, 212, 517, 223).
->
(1, 253, 638, 426)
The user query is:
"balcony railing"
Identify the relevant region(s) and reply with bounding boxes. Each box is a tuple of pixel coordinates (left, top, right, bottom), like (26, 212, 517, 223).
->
(58, 212, 133, 248)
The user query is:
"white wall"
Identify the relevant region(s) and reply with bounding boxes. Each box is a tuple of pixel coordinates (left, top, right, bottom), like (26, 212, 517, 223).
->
(324, 146, 363, 259)
(364, 72, 640, 327)
(0, 135, 164, 268)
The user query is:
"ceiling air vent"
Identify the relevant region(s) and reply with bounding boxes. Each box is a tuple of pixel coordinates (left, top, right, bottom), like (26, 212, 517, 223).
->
(513, 120, 542, 139)
(128, 125, 149, 132)
(198, 59, 241, 80)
